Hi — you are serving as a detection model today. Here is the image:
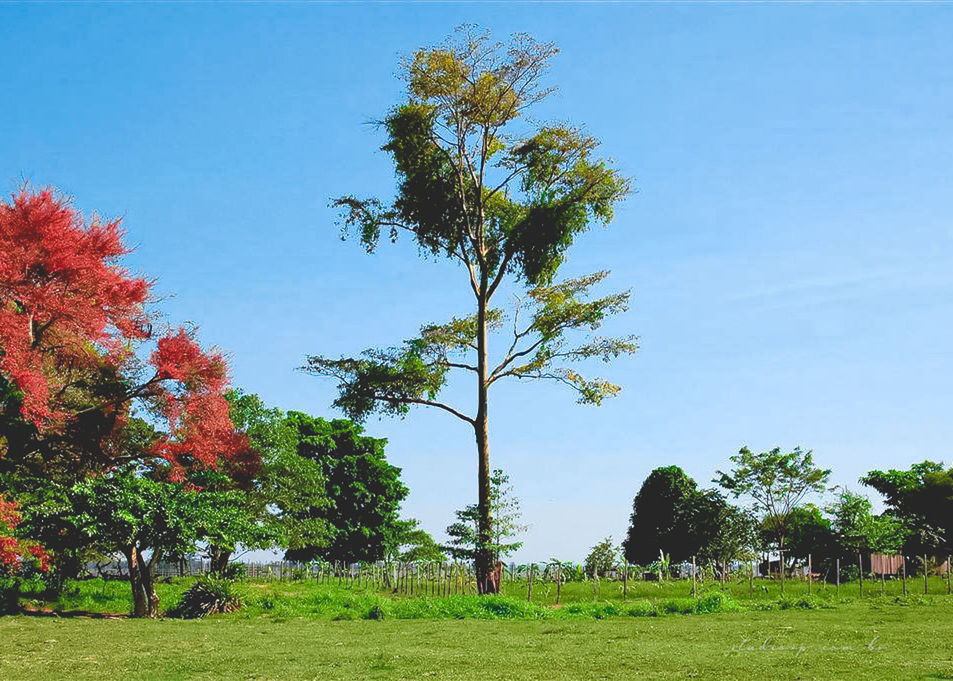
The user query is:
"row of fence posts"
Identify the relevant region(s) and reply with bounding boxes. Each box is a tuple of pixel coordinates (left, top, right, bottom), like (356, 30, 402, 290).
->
(310, 561, 482, 596)
(150, 553, 953, 601)
(311, 553, 953, 601)
(685, 553, 953, 598)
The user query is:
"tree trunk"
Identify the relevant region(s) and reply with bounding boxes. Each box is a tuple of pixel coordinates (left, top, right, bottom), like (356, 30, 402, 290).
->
(140, 550, 161, 618)
(474, 272, 497, 595)
(209, 545, 233, 577)
(123, 546, 149, 618)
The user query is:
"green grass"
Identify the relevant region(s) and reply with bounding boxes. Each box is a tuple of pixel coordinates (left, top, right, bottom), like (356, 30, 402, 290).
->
(26, 575, 951, 621)
(3, 599, 953, 680)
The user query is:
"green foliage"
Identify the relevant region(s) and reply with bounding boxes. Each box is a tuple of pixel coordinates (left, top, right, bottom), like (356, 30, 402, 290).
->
(583, 537, 619, 578)
(444, 469, 525, 562)
(827, 489, 906, 554)
(225, 391, 330, 557)
(690, 489, 760, 564)
(763, 504, 835, 563)
(282, 412, 408, 564)
(861, 461, 953, 553)
(386, 519, 446, 563)
(715, 446, 831, 552)
(622, 466, 699, 564)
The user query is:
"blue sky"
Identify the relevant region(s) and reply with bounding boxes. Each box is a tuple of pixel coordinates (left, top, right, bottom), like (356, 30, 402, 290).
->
(2, 3, 951, 561)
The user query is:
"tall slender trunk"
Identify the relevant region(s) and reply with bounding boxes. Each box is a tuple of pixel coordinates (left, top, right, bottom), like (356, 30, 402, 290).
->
(474, 272, 496, 594)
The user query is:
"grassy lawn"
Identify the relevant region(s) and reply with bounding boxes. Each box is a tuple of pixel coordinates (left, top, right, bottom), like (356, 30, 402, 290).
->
(3, 599, 953, 680)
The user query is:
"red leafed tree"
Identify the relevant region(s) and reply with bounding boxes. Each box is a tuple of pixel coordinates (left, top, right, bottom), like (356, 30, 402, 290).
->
(0, 498, 48, 572)
(1, 497, 49, 612)
(0, 188, 257, 584)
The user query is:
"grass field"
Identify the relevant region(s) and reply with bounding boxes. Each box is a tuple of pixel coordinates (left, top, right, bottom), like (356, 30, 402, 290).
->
(3, 599, 953, 680)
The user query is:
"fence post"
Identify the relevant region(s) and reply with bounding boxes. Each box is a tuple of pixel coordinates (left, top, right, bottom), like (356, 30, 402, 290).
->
(948, 555, 951, 596)
(622, 562, 628, 601)
(779, 548, 785, 594)
(902, 555, 907, 596)
(808, 554, 812, 596)
(835, 557, 840, 598)
(527, 564, 534, 602)
(858, 553, 863, 597)
(691, 556, 696, 598)
(924, 554, 929, 595)
(749, 559, 754, 595)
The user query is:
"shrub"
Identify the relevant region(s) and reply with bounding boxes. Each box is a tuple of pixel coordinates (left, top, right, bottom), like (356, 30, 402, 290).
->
(364, 604, 387, 620)
(168, 577, 242, 619)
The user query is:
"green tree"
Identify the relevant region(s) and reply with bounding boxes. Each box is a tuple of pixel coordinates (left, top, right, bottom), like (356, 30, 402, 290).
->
(303, 28, 634, 593)
(282, 412, 408, 564)
(715, 446, 831, 570)
(690, 489, 759, 567)
(762, 504, 835, 566)
(214, 391, 330, 574)
(584, 536, 619, 578)
(69, 467, 250, 618)
(827, 488, 905, 555)
(444, 468, 526, 563)
(861, 461, 953, 554)
(622, 466, 699, 565)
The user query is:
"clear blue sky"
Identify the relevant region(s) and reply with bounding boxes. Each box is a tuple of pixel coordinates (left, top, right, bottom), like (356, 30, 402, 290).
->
(2, 3, 951, 562)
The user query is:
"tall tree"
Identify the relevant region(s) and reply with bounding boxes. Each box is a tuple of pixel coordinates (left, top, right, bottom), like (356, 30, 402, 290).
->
(304, 27, 634, 593)
(622, 466, 699, 565)
(715, 446, 830, 576)
(282, 412, 408, 564)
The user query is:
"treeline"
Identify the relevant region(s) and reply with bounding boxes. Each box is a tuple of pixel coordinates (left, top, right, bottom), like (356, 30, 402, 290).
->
(614, 447, 953, 580)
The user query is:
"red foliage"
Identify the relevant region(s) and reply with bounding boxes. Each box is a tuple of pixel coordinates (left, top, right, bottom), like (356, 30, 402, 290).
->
(0, 497, 47, 572)
(0, 188, 150, 426)
(147, 331, 259, 480)
(0, 187, 259, 480)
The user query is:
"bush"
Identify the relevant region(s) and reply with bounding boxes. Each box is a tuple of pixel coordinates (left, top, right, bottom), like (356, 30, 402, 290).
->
(364, 604, 387, 620)
(168, 577, 242, 619)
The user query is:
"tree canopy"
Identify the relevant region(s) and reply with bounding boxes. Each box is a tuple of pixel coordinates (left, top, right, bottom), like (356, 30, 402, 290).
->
(0, 187, 260, 614)
(282, 412, 408, 564)
(861, 461, 953, 553)
(622, 466, 699, 565)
